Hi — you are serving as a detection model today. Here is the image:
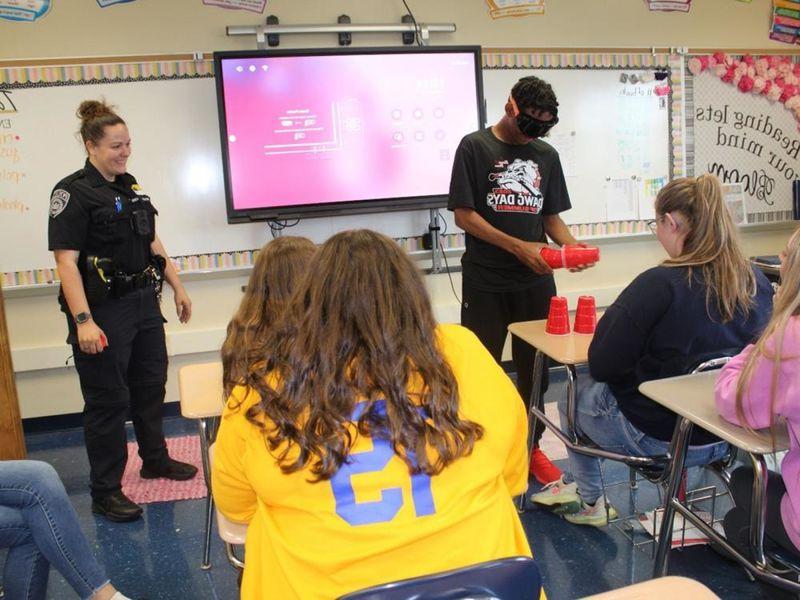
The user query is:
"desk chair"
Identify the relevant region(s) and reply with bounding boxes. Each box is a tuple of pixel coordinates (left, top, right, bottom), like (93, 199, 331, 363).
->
(208, 443, 248, 571)
(641, 372, 799, 594)
(526, 354, 733, 542)
(338, 556, 541, 600)
(177, 361, 225, 570)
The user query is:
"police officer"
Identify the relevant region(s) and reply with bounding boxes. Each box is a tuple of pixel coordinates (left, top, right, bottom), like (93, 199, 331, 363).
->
(48, 100, 197, 523)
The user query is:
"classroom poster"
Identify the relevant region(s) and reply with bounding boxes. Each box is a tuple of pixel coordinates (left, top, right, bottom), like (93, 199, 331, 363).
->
(692, 70, 797, 223)
(485, 0, 545, 19)
(0, 0, 50, 21)
(203, 0, 266, 13)
(96, 0, 137, 7)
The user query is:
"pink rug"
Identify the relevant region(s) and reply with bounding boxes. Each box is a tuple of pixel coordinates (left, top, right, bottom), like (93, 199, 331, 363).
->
(121, 435, 208, 504)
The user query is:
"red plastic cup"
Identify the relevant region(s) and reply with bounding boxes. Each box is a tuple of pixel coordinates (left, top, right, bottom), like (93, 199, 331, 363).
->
(563, 245, 600, 268)
(545, 296, 571, 335)
(573, 295, 597, 334)
(539, 245, 600, 269)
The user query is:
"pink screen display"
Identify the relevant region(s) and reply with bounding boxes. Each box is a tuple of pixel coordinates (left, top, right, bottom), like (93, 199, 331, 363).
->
(219, 52, 481, 211)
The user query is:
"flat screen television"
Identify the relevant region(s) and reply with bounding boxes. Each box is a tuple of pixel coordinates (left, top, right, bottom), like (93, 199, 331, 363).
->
(213, 46, 485, 223)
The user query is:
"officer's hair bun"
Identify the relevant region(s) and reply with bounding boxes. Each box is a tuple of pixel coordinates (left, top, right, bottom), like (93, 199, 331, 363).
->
(76, 99, 125, 145)
(77, 100, 118, 123)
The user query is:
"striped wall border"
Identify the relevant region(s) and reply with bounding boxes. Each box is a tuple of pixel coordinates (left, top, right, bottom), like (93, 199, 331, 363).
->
(0, 59, 214, 87)
(482, 52, 671, 69)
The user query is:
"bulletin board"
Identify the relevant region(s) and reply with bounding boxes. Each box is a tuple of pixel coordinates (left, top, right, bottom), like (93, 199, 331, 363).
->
(686, 57, 799, 224)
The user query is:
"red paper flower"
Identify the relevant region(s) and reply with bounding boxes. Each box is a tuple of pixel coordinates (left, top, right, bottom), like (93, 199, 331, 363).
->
(738, 76, 755, 93)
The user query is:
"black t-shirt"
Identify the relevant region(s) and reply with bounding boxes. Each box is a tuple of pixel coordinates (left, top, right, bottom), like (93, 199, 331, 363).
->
(447, 127, 571, 291)
(589, 265, 773, 444)
(48, 160, 158, 277)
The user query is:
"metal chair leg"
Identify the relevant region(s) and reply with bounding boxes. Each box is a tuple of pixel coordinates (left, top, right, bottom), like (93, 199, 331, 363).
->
(226, 542, 245, 570)
(198, 416, 219, 570)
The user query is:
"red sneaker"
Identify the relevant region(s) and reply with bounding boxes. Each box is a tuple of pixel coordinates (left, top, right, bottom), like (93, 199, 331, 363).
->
(530, 447, 562, 485)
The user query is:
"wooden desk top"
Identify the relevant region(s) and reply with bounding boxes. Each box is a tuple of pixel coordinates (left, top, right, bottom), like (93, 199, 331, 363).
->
(508, 318, 594, 365)
(581, 576, 718, 599)
(639, 371, 789, 454)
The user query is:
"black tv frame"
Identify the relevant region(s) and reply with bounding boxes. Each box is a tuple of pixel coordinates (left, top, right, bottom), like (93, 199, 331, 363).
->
(213, 45, 486, 224)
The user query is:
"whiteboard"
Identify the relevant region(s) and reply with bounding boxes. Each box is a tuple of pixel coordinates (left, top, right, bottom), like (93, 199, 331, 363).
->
(483, 68, 671, 225)
(0, 76, 454, 273)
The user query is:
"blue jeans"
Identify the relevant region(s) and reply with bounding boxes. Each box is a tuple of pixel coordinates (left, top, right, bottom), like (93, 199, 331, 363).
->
(0, 461, 109, 600)
(559, 378, 729, 504)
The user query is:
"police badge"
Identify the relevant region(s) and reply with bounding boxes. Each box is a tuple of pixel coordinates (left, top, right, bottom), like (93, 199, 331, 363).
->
(49, 189, 70, 218)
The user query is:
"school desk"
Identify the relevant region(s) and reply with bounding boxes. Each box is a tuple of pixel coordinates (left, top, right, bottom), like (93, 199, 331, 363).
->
(640, 371, 798, 593)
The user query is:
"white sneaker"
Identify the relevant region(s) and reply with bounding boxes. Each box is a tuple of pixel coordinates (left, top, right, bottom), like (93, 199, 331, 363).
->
(564, 496, 619, 527)
(530, 476, 581, 514)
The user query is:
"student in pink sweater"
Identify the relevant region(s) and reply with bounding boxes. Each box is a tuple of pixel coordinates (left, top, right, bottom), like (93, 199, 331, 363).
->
(715, 226, 800, 559)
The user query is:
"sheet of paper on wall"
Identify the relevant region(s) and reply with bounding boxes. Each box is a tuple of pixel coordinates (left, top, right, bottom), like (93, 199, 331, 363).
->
(638, 176, 666, 221)
(485, 0, 546, 19)
(605, 178, 639, 222)
(547, 130, 578, 177)
(723, 182, 748, 226)
(645, 0, 692, 12)
(203, 0, 266, 13)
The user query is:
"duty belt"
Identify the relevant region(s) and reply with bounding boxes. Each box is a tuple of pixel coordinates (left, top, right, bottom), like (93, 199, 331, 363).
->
(111, 270, 158, 297)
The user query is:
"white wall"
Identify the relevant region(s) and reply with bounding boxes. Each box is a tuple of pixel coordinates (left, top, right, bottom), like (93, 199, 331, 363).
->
(1, 0, 795, 418)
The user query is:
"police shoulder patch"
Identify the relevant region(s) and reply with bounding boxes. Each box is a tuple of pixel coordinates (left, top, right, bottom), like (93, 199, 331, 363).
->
(49, 189, 70, 218)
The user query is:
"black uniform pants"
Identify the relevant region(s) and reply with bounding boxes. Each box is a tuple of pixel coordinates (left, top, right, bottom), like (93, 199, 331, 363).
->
(724, 466, 800, 560)
(68, 288, 170, 500)
(461, 276, 556, 447)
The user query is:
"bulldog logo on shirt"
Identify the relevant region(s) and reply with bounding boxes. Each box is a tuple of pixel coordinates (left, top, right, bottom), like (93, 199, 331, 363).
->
(486, 158, 544, 213)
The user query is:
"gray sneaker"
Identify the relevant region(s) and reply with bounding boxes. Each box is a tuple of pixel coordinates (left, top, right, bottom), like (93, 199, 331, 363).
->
(530, 476, 581, 515)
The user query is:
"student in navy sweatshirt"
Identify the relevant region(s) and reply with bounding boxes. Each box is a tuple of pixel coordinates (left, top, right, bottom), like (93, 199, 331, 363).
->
(531, 174, 773, 526)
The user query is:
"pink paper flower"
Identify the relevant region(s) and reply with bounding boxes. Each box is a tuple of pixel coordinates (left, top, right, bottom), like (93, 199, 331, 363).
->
(721, 67, 736, 83)
(753, 77, 766, 94)
(688, 57, 703, 76)
(762, 80, 772, 95)
(767, 85, 783, 102)
(781, 84, 797, 103)
(738, 76, 755, 93)
(755, 58, 768, 76)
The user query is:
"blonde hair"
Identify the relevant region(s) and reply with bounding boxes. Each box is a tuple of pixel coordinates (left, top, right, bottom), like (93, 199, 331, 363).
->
(735, 226, 800, 447)
(656, 173, 757, 322)
(221, 236, 316, 397)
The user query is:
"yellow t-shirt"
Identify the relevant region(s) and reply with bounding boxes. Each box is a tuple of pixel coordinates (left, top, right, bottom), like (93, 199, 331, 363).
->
(211, 324, 532, 600)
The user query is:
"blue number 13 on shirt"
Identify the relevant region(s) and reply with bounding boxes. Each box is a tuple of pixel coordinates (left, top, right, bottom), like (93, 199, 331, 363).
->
(330, 401, 436, 526)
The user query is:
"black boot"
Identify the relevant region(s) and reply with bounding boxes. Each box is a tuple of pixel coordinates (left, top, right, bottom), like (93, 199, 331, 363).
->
(140, 458, 198, 481)
(92, 490, 143, 523)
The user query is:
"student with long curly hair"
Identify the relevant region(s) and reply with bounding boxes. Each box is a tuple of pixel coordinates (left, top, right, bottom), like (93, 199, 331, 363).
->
(221, 236, 316, 397)
(212, 230, 532, 600)
(716, 226, 800, 560)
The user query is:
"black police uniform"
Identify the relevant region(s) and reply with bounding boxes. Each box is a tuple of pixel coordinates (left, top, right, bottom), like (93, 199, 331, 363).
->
(48, 159, 171, 501)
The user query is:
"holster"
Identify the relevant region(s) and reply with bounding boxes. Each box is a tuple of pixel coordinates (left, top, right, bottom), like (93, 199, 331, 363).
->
(84, 256, 116, 305)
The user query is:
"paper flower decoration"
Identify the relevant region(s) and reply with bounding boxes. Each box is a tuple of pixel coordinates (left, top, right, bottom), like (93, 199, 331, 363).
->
(689, 53, 800, 130)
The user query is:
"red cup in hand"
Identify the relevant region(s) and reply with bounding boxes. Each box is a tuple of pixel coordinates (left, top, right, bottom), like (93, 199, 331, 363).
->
(539, 245, 600, 269)
(573, 295, 597, 334)
(545, 295, 571, 335)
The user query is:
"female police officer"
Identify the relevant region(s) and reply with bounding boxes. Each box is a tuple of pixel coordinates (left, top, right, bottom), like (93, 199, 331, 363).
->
(48, 100, 197, 522)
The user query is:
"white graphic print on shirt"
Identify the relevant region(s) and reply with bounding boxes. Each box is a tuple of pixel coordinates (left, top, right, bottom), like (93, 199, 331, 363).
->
(486, 158, 544, 214)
